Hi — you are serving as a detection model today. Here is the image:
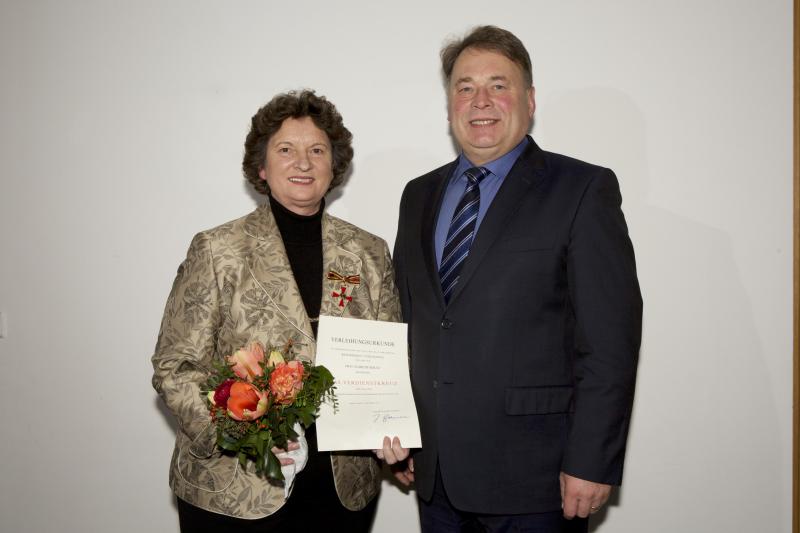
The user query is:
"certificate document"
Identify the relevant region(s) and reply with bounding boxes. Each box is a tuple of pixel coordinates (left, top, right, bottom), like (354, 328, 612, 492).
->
(315, 315, 422, 451)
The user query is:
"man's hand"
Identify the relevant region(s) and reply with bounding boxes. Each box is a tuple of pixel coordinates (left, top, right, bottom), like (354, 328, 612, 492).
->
(390, 456, 415, 486)
(560, 472, 611, 519)
(374, 436, 409, 464)
(374, 436, 414, 486)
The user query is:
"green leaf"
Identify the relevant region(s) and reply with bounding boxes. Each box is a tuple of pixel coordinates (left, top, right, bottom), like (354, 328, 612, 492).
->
(256, 450, 267, 474)
(297, 408, 314, 427)
(266, 450, 284, 481)
(218, 433, 241, 451)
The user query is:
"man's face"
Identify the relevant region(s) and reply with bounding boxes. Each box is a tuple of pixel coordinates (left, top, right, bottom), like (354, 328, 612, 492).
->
(447, 48, 535, 166)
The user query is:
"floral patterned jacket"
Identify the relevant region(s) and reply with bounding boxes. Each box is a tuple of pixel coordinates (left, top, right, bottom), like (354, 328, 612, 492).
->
(151, 203, 402, 519)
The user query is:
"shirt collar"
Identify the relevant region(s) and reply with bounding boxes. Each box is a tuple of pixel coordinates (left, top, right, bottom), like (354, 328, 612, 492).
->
(452, 136, 530, 183)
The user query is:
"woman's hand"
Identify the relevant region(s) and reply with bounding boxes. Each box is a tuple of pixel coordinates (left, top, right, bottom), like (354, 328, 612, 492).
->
(272, 440, 301, 466)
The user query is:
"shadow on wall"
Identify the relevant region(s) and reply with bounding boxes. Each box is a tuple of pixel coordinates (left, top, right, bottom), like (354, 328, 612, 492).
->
(542, 88, 782, 531)
(154, 396, 181, 514)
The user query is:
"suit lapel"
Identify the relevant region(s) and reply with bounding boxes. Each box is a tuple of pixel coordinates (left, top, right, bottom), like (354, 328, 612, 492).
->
(243, 205, 316, 348)
(446, 138, 548, 306)
(320, 214, 364, 319)
(422, 160, 458, 308)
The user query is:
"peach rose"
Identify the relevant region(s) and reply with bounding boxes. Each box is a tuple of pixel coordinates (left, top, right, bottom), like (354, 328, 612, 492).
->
(228, 343, 265, 382)
(269, 361, 305, 405)
(226, 381, 269, 421)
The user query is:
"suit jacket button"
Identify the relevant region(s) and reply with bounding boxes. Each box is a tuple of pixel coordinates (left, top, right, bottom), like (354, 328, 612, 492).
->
(441, 319, 452, 329)
(433, 380, 438, 389)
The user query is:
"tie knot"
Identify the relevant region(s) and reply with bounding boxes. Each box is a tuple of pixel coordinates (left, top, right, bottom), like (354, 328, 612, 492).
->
(464, 166, 489, 185)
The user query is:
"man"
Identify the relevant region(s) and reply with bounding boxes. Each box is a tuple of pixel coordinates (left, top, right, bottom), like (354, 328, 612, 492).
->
(383, 25, 642, 532)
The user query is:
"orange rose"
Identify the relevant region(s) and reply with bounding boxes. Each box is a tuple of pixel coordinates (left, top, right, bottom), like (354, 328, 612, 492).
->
(228, 343, 265, 382)
(226, 381, 269, 421)
(269, 361, 305, 405)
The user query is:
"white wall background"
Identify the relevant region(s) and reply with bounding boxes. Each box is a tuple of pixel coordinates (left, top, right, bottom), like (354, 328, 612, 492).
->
(0, 1, 792, 531)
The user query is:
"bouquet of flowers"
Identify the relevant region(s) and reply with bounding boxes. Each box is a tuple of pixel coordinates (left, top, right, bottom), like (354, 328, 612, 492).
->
(203, 339, 336, 480)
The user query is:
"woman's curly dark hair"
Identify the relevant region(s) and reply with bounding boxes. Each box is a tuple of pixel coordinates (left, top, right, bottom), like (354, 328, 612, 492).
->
(242, 90, 353, 195)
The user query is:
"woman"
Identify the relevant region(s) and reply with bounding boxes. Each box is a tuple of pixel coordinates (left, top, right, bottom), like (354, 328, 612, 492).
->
(151, 90, 402, 532)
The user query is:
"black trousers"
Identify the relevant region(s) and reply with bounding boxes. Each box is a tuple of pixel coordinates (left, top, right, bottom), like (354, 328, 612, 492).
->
(418, 465, 588, 533)
(177, 497, 377, 533)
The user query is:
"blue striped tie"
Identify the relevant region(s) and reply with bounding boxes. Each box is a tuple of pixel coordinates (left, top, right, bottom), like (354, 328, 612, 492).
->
(439, 166, 489, 303)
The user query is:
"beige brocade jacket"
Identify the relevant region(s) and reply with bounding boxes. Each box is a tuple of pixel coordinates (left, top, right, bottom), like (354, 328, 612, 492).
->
(151, 203, 402, 519)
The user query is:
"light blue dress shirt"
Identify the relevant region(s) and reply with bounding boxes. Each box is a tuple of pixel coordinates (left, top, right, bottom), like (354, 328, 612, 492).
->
(434, 137, 529, 268)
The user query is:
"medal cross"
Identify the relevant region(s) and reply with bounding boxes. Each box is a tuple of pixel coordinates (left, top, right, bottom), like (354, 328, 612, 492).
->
(332, 286, 352, 307)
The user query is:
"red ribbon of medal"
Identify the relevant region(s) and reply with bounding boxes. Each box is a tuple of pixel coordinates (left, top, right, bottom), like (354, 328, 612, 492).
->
(326, 271, 361, 285)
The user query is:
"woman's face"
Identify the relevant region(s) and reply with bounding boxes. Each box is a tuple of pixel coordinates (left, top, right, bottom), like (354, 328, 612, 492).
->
(259, 116, 334, 215)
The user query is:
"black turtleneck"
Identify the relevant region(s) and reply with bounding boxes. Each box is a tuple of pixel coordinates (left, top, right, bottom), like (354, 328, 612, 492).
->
(268, 194, 323, 337)
(268, 195, 353, 517)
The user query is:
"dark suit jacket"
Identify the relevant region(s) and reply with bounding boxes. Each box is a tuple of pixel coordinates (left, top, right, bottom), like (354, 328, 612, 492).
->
(393, 137, 642, 514)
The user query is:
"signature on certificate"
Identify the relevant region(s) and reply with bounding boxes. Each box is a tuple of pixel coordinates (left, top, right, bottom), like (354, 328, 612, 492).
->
(372, 411, 410, 423)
